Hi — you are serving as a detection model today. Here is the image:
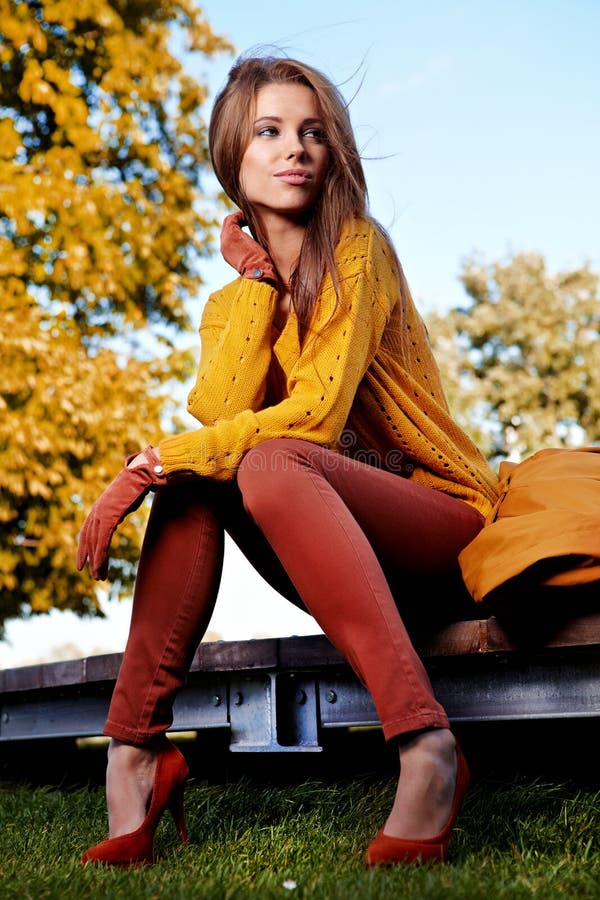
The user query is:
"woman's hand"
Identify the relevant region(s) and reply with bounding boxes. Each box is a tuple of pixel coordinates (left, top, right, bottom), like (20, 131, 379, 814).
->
(220, 211, 278, 285)
(76, 446, 167, 580)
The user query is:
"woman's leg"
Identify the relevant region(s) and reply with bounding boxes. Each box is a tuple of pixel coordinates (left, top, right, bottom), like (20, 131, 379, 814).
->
(106, 478, 305, 746)
(105, 481, 225, 744)
(101, 478, 304, 838)
(101, 481, 225, 836)
(237, 438, 484, 839)
(238, 438, 483, 739)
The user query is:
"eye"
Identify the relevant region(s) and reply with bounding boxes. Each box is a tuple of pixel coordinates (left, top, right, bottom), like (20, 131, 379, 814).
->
(256, 125, 279, 137)
(303, 127, 325, 142)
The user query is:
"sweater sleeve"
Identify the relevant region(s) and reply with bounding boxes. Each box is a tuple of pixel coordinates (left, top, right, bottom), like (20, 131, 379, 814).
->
(185, 278, 278, 425)
(159, 227, 394, 479)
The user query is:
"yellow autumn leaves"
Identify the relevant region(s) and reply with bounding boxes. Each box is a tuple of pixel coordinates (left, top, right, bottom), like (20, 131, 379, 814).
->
(0, 0, 232, 627)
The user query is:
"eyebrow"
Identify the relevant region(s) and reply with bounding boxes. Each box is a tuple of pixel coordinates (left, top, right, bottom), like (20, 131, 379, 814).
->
(253, 116, 324, 126)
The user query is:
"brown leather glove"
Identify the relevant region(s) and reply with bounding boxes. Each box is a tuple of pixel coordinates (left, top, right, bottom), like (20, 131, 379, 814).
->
(76, 446, 167, 580)
(220, 211, 278, 284)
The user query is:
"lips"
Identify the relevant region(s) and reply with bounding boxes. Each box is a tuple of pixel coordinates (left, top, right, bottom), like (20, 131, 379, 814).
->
(274, 169, 313, 185)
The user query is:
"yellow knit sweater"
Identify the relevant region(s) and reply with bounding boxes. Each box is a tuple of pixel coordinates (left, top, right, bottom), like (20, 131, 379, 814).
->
(159, 217, 500, 516)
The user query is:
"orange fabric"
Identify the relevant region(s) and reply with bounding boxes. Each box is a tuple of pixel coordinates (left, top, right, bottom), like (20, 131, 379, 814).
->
(458, 446, 600, 602)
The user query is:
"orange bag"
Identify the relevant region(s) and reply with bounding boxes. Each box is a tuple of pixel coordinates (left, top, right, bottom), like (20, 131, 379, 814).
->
(459, 447, 600, 602)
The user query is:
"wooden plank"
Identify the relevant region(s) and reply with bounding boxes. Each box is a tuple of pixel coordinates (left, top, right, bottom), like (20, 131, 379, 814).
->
(485, 611, 600, 652)
(0, 654, 122, 695)
(412, 620, 486, 657)
(191, 636, 280, 673)
(1, 614, 599, 697)
(277, 634, 345, 668)
(84, 652, 123, 683)
(41, 658, 86, 689)
(545, 611, 600, 648)
(0, 663, 45, 693)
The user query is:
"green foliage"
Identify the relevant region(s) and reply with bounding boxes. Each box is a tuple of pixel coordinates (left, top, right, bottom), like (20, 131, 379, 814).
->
(0, 773, 598, 898)
(428, 253, 600, 466)
(0, 0, 232, 628)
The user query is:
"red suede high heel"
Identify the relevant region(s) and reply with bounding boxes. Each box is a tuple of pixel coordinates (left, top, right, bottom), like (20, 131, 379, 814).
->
(81, 740, 189, 867)
(365, 741, 470, 866)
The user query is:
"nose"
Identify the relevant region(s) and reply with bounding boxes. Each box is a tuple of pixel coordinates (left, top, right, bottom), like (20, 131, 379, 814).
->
(285, 134, 306, 160)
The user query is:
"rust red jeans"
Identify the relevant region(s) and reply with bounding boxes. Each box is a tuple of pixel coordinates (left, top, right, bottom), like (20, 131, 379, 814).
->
(104, 438, 484, 745)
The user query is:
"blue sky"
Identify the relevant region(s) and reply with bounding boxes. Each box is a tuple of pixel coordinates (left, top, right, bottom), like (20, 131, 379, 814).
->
(3, 0, 599, 666)
(194, 0, 599, 315)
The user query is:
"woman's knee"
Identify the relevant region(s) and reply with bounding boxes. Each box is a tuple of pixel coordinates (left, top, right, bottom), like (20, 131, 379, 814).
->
(238, 438, 314, 515)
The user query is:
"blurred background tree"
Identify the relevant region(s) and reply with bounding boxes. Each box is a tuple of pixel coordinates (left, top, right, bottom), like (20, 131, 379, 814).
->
(0, 0, 231, 630)
(428, 253, 600, 467)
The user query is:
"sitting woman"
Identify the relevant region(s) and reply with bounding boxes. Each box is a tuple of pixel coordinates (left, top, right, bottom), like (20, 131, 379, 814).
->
(77, 53, 500, 868)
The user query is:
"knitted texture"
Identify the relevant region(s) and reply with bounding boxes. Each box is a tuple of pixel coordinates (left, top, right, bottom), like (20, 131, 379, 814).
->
(159, 218, 499, 516)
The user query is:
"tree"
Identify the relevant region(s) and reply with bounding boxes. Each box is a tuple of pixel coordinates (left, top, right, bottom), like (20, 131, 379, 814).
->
(0, 0, 232, 631)
(427, 253, 600, 467)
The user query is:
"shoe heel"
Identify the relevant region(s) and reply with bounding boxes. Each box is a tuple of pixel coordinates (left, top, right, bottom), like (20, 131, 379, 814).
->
(169, 783, 188, 844)
(81, 740, 189, 867)
(365, 739, 470, 867)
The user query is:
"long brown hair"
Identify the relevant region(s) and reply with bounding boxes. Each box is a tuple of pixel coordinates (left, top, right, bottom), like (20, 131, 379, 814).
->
(209, 54, 369, 334)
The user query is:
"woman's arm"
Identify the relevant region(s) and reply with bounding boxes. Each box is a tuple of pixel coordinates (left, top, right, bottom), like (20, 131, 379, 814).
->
(186, 279, 278, 425)
(76, 226, 393, 579)
(159, 228, 394, 479)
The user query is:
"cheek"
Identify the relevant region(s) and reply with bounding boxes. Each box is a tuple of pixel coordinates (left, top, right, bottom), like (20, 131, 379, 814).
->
(314, 154, 330, 191)
(239, 149, 264, 191)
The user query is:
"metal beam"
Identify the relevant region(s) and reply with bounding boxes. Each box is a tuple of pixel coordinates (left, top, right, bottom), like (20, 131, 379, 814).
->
(1, 643, 599, 749)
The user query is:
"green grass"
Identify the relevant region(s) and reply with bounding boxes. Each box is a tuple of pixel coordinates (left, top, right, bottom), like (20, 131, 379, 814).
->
(0, 765, 599, 899)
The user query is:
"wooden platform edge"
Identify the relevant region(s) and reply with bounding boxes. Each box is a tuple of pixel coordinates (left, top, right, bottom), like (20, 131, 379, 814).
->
(1, 612, 599, 696)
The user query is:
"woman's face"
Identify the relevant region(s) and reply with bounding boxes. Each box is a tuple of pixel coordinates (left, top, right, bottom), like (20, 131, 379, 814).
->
(239, 82, 330, 223)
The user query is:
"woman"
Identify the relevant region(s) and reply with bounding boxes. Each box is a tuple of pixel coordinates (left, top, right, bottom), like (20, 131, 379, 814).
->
(77, 54, 500, 867)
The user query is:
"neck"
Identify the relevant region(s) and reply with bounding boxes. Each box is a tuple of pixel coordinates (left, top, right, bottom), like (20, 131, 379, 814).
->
(255, 212, 306, 290)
